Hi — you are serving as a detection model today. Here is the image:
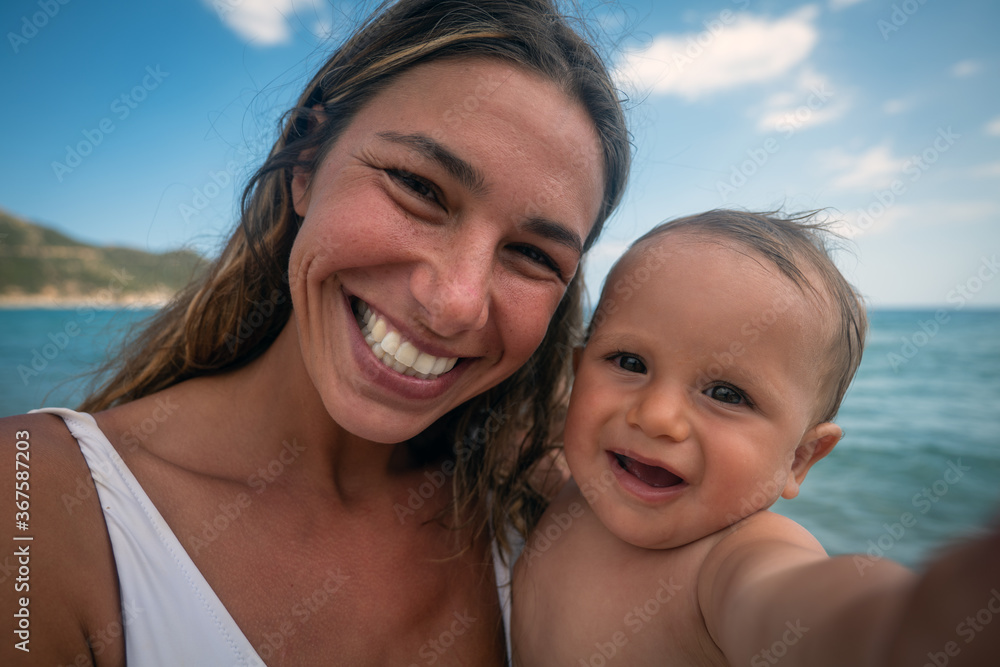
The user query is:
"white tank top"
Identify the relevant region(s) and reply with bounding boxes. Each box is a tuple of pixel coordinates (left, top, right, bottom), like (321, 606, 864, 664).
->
(38, 407, 518, 665)
(36, 408, 265, 666)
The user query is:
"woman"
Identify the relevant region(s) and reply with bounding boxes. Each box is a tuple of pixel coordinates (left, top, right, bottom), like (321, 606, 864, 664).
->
(1, 1, 629, 665)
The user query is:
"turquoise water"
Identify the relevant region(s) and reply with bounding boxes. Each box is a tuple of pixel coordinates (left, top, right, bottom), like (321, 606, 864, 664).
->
(1, 307, 998, 567)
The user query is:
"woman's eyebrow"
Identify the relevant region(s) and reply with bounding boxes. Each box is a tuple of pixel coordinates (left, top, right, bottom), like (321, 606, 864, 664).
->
(378, 130, 584, 255)
(524, 218, 583, 257)
(377, 131, 486, 195)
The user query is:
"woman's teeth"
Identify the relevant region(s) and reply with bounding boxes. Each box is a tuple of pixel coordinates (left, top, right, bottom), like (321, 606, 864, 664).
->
(356, 302, 458, 379)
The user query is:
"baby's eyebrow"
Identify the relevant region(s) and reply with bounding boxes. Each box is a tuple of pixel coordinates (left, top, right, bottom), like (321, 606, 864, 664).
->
(724, 365, 781, 406)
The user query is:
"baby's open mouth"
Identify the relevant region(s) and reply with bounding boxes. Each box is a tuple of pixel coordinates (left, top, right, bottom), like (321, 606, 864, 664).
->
(613, 453, 684, 488)
(351, 298, 459, 379)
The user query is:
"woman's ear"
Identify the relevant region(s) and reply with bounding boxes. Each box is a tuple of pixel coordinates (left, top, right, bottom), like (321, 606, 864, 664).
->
(291, 165, 312, 217)
(290, 105, 326, 217)
(781, 422, 842, 499)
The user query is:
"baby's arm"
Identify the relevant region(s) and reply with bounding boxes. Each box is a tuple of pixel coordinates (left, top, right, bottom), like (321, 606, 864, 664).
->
(698, 512, 1000, 666)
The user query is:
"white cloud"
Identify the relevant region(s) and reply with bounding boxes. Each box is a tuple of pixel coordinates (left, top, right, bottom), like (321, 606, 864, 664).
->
(205, 0, 324, 46)
(755, 69, 850, 132)
(882, 98, 910, 115)
(829, 0, 867, 10)
(835, 200, 1000, 238)
(969, 161, 1000, 179)
(951, 60, 982, 78)
(820, 144, 907, 192)
(986, 116, 1000, 137)
(833, 203, 915, 238)
(614, 6, 819, 101)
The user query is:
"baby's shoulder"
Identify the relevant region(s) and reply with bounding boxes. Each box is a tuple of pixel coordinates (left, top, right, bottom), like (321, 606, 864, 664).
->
(698, 511, 827, 603)
(709, 510, 826, 556)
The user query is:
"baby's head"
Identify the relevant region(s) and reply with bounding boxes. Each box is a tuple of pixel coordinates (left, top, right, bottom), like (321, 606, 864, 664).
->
(565, 210, 867, 549)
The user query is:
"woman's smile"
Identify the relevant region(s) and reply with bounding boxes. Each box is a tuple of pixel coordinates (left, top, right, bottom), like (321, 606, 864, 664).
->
(352, 297, 460, 379)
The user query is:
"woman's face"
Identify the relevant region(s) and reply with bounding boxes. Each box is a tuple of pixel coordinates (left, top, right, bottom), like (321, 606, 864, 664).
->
(289, 58, 605, 443)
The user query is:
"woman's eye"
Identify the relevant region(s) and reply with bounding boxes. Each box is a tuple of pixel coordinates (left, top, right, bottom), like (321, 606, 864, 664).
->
(613, 354, 646, 374)
(706, 385, 745, 405)
(510, 244, 562, 277)
(387, 169, 439, 204)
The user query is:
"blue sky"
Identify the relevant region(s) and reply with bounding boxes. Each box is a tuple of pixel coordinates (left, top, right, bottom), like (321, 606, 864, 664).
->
(2, 0, 998, 307)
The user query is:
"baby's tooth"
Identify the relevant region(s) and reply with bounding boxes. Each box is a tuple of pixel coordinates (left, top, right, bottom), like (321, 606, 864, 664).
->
(381, 331, 400, 355)
(430, 357, 448, 376)
(371, 317, 387, 343)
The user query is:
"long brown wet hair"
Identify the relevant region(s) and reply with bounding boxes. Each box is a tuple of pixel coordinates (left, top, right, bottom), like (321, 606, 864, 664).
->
(81, 0, 630, 555)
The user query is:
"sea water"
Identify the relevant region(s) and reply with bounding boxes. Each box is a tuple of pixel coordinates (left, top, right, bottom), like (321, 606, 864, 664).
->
(1, 307, 998, 568)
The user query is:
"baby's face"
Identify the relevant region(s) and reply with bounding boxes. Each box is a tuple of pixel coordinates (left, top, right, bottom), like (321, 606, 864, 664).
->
(565, 233, 832, 549)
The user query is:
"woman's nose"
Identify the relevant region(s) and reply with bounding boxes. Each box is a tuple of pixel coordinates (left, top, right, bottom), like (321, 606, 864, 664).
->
(626, 385, 691, 443)
(410, 238, 493, 337)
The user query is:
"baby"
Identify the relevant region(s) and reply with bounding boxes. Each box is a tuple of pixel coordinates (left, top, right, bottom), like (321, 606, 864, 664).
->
(511, 210, 996, 666)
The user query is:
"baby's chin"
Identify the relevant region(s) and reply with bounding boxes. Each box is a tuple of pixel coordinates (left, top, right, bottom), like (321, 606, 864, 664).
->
(591, 502, 713, 551)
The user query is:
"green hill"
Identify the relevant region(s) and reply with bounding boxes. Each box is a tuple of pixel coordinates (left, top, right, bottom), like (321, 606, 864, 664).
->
(0, 209, 206, 303)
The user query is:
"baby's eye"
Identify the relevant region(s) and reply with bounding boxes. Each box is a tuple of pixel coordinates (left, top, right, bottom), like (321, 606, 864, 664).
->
(705, 385, 746, 405)
(612, 354, 647, 374)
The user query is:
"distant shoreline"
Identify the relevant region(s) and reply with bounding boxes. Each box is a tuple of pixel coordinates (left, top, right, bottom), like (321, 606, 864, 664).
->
(0, 294, 170, 310)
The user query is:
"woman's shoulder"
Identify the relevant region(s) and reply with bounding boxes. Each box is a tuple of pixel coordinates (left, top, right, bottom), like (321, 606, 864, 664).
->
(0, 411, 125, 666)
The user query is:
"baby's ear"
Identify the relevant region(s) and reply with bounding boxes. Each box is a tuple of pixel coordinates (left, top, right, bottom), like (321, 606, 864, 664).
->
(781, 423, 842, 499)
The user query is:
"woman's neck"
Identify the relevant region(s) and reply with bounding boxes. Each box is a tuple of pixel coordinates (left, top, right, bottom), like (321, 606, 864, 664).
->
(183, 320, 423, 505)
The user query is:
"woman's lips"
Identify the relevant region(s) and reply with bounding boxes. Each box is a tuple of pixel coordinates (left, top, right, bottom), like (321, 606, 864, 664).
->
(352, 297, 459, 379)
(341, 290, 466, 401)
